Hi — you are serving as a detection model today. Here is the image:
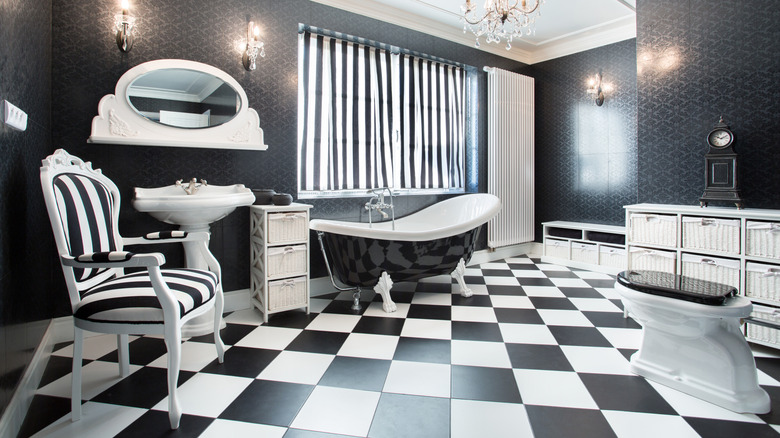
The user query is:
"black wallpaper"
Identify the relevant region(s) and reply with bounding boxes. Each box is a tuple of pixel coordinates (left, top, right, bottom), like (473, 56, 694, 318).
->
(636, 0, 780, 207)
(0, 0, 53, 416)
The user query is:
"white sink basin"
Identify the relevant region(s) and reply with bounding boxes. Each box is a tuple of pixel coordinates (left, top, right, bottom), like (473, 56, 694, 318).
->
(132, 183, 255, 227)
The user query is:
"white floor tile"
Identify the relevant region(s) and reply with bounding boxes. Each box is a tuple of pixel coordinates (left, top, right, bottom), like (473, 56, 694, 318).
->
(598, 327, 643, 349)
(647, 380, 764, 423)
(523, 286, 566, 298)
(383, 360, 451, 398)
(574, 270, 615, 280)
(199, 419, 287, 438)
(490, 295, 534, 309)
(536, 263, 570, 271)
(480, 263, 513, 270)
(152, 373, 253, 418)
(412, 292, 452, 306)
(560, 346, 633, 375)
(537, 309, 594, 327)
(363, 301, 410, 318)
(602, 410, 701, 438)
(233, 326, 302, 350)
(597, 287, 621, 299)
(257, 351, 335, 384)
(146, 340, 224, 372)
(400, 318, 452, 340)
(37, 361, 142, 400)
(512, 269, 547, 278)
(53, 334, 137, 360)
(223, 308, 266, 326)
(550, 278, 592, 288)
(499, 323, 558, 345)
(31, 402, 146, 438)
(305, 313, 361, 333)
(290, 386, 380, 436)
(570, 297, 623, 312)
(513, 369, 598, 409)
(483, 276, 521, 286)
(758, 368, 780, 387)
(451, 306, 497, 323)
(337, 333, 399, 360)
(308, 298, 332, 313)
(461, 283, 489, 295)
(464, 267, 484, 276)
(506, 257, 534, 264)
(451, 399, 534, 438)
(451, 340, 511, 368)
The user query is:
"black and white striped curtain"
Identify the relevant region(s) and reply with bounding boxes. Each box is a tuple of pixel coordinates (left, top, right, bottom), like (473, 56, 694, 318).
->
(298, 31, 394, 192)
(398, 55, 465, 190)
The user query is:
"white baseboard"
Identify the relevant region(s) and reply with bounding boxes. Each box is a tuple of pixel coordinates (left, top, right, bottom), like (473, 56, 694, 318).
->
(0, 320, 56, 438)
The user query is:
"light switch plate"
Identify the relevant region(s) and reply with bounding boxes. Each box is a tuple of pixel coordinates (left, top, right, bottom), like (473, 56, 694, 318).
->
(3, 100, 28, 131)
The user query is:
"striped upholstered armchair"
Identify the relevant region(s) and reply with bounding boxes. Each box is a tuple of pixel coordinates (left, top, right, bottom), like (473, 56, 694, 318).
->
(40, 149, 225, 429)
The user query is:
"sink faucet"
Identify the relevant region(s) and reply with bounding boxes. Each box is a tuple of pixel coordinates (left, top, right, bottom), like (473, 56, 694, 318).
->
(365, 187, 395, 229)
(175, 178, 207, 195)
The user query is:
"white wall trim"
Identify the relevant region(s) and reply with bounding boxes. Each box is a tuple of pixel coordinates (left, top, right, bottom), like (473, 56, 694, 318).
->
(0, 320, 56, 438)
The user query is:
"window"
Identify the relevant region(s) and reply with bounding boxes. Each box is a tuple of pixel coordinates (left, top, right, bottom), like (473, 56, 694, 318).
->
(297, 30, 466, 197)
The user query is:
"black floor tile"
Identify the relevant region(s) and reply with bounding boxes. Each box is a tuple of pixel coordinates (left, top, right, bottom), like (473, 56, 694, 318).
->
(352, 316, 405, 336)
(557, 287, 604, 299)
(757, 386, 780, 425)
(495, 308, 544, 324)
(17, 395, 71, 438)
(263, 311, 318, 329)
(407, 304, 451, 320)
(463, 275, 487, 284)
(618, 348, 637, 361)
(286, 330, 350, 355)
(516, 277, 556, 287)
(368, 393, 450, 438)
(284, 429, 355, 437)
(451, 294, 493, 307)
(319, 356, 392, 391)
(486, 284, 526, 295)
(199, 346, 280, 378)
(525, 405, 617, 438)
(481, 269, 515, 277)
(98, 336, 168, 366)
(219, 379, 314, 426)
(451, 321, 503, 342)
(756, 356, 780, 383)
(90, 366, 196, 409)
(684, 417, 780, 438)
(38, 355, 76, 388)
(507, 263, 539, 270)
(548, 326, 612, 347)
(451, 365, 522, 403)
(609, 299, 625, 311)
(579, 373, 677, 415)
(415, 282, 454, 293)
(585, 279, 617, 288)
(528, 296, 578, 310)
(115, 410, 213, 438)
(506, 344, 574, 371)
(544, 270, 580, 278)
(320, 300, 369, 315)
(583, 311, 641, 329)
(393, 337, 451, 364)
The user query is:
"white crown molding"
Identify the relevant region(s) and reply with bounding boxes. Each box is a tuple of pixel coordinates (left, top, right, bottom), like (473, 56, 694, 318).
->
(311, 0, 636, 65)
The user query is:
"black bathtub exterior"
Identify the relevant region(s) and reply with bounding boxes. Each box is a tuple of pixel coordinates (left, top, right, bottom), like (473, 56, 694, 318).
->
(320, 227, 482, 288)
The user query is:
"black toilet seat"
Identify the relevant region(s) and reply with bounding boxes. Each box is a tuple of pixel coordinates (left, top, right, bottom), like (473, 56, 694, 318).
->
(617, 270, 737, 306)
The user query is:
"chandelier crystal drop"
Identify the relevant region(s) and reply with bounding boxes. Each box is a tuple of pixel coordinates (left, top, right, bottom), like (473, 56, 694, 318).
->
(461, 0, 543, 50)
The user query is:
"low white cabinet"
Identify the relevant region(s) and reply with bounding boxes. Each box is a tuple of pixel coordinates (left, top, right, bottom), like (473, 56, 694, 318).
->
(250, 203, 312, 322)
(541, 221, 627, 274)
(624, 203, 780, 349)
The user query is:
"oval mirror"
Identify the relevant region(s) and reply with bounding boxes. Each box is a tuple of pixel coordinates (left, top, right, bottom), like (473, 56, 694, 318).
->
(126, 68, 241, 129)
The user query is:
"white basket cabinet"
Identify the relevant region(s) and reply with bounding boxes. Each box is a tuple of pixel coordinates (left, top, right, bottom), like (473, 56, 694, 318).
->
(541, 221, 627, 274)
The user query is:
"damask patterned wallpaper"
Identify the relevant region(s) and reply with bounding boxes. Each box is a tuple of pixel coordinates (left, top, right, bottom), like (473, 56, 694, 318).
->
(636, 0, 780, 207)
(50, 0, 522, 299)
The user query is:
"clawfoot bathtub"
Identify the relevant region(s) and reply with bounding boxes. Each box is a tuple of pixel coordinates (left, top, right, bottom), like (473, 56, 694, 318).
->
(310, 194, 501, 312)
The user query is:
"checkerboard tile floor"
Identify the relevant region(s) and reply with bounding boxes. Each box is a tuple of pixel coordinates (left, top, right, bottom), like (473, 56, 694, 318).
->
(19, 256, 780, 437)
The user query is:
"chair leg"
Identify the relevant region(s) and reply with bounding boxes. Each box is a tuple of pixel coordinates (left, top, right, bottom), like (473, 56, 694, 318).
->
(71, 327, 84, 422)
(214, 288, 225, 363)
(164, 323, 183, 429)
(117, 334, 130, 377)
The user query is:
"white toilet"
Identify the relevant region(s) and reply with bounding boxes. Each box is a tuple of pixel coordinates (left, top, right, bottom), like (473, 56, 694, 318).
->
(616, 270, 770, 414)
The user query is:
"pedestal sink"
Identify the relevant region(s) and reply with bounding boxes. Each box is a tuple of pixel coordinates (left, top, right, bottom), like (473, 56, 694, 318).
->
(132, 182, 255, 337)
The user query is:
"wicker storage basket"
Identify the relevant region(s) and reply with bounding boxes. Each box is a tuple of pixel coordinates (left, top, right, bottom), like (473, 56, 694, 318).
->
(747, 305, 780, 346)
(268, 276, 308, 311)
(571, 242, 598, 264)
(629, 248, 676, 274)
(746, 221, 780, 260)
(682, 216, 740, 254)
(544, 238, 569, 259)
(746, 262, 780, 303)
(599, 246, 626, 270)
(629, 213, 677, 247)
(267, 212, 308, 244)
(680, 253, 740, 289)
(266, 245, 307, 279)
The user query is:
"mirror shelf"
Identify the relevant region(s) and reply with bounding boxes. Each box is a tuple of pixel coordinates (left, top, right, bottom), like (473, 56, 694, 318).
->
(88, 59, 267, 150)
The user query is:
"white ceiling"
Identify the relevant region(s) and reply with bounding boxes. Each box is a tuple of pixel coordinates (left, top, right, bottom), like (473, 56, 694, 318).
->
(311, 0, 636, 64)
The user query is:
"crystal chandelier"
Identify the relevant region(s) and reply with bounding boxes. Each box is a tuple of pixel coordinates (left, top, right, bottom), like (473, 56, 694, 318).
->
(461, 0, 543, 50)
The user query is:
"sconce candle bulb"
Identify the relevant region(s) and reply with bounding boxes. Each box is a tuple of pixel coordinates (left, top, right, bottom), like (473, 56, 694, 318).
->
(242, 20, 266, 71)
(586, 72, 612, 106)
(115, 0, 136, 53)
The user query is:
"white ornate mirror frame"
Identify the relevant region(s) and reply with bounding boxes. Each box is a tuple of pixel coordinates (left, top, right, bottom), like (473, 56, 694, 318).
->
(88, 59, 267, 150)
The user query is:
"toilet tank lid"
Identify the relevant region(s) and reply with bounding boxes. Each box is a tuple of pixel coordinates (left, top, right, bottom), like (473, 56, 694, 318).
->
(617, 270, 737, 306)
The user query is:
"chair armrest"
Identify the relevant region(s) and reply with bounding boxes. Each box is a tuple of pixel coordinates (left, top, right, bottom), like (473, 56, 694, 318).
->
(62, 251, 165, 268)
(123, 231, 210, 246)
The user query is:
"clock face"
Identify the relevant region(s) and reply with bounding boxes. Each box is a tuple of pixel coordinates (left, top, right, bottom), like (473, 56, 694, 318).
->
(708, 129, 733, 148)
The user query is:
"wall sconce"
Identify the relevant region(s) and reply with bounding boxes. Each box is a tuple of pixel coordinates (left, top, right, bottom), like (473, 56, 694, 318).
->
(114, 0, 136, 53)
(586, 72, 613, 106)
(242, 21, 266, 71)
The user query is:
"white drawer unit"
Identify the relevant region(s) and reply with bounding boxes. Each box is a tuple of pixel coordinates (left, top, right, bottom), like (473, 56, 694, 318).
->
(250, 203, 312, 322)
(541, 221, 626, 274)
(625, 203, 780, 349)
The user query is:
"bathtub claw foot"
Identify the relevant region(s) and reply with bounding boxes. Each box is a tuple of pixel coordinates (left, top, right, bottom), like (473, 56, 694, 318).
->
(374, 272, 397, 313)
(352, 289, 362, 312)
(452, 258, 473, 297)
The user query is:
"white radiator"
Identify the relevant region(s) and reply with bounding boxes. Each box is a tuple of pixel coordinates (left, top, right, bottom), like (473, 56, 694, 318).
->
(485, 67, 535, 248)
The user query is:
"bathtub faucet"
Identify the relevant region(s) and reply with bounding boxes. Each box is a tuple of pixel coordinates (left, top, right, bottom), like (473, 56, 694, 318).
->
(365, 187, 395, 229)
